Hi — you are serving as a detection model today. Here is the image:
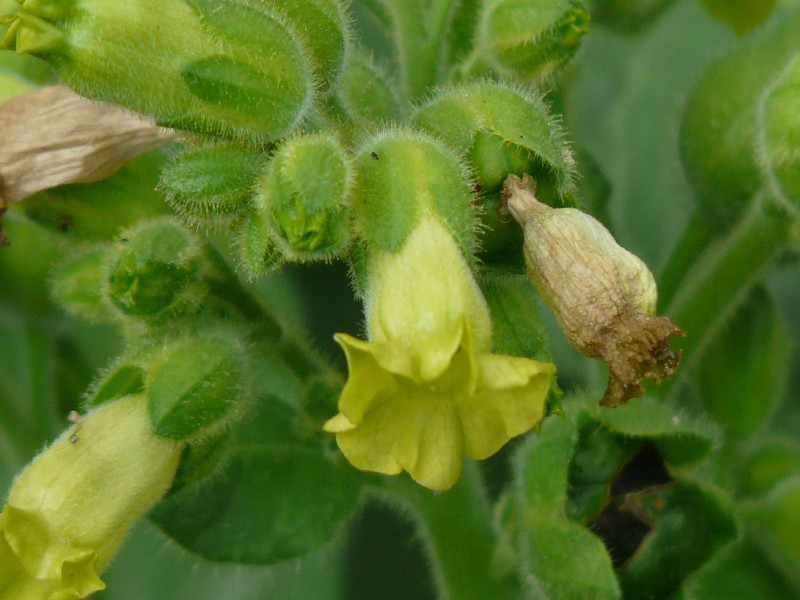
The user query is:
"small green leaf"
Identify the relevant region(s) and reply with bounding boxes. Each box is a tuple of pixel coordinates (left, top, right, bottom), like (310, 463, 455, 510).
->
(618, 480, 738, 599)
(50, 246, 112, 322)
(524, 517, 621, 600)
(593, 396, 716, 466)
(512, 410, 578, 516)
(150, 445, 360, 564)
(682, 537, 799, 600)
(147, 334, 247, 440)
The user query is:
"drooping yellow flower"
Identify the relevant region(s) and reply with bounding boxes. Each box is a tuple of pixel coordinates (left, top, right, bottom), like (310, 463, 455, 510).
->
(325, 214, 555, 491)
(0, 396, 182, 599)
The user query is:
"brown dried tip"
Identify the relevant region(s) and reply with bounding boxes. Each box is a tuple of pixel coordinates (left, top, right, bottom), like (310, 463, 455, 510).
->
(0, 84, 177, 241)
(504, 174, 684, 408)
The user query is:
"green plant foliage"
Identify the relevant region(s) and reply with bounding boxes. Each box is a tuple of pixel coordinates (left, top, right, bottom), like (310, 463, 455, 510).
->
(1, 0, 799, 598)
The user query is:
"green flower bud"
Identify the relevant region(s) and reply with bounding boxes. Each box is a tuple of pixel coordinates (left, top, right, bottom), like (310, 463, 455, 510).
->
(0, 395, 182, 599)
(160, 144, 265, 227)
(352, 128, 478, 257)
(467, 0, 589, 83)
(328, 48, 402, 124)
(760, 55, 800, 213)
(505, 175, 683, 407)
(235, 209, 283, 278)
(104, 218, 203, 321)
(1, 0, 316, 143)
(257, 132, 353, 261)
(146, 332, 248, 440)
(680, 10, 800, 227)
(412, 81, 576, 200)
(51, 244, 114, 322)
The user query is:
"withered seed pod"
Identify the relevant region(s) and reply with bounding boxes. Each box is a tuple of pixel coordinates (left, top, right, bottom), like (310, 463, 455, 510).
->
(504, 174, 683, 407)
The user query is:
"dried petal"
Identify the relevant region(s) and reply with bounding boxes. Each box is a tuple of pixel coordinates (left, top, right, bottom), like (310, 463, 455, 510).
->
(504, 174, 683, 407)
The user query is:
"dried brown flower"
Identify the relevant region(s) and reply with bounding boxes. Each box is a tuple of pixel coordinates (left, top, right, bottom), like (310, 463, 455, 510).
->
(504, 174, 683, 407)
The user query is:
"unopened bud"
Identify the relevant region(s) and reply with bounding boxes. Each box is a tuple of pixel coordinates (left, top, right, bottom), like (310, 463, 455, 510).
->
(504, 175, 683, 407)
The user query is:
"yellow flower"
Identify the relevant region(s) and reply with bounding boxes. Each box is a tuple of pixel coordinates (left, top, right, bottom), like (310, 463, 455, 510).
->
(325, 215, 555, 491)
(0, 396, 182, 600)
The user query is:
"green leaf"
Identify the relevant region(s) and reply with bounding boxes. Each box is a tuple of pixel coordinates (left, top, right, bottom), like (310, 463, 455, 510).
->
(734, 438, 800, 499)
(698, 286, 789, 436)
(741, 475, 800, 589)
(150, 445, 360, 564)
(523, 517, 621, 600)
(479, 273, 551, 361)
(618, 480, 737, 599)
(593, 396, 716, 466)
(99, 520, 347, 600)
(512, 410, 579, 517)
(681, 537, 798, 600)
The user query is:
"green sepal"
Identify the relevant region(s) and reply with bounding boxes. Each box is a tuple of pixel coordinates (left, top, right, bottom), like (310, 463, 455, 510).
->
(467, 0, 589, 83)
(328, 48, 401, 124)
(260, 0, 350, 88)
(50, 245, 113, 322)
(353, 128, 478, 256)
(166, 432, 229, 494)
(84, 362, 146, 407)
(235, 210, 283, 279)
(146, 332, 248, 440)
(257, 132, 354, 261)
(104, 218, 203, 321)
(412, 81, 576, 200)
(160, 144, 265, 226)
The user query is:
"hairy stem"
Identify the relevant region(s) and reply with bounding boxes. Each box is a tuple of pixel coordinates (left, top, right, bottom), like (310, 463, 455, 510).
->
(660, 192, 792, 399)
(383, 461, 528, 600)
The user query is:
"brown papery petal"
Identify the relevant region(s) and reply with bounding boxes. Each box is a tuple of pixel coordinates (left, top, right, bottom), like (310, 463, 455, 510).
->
(0, 84, 176, 205)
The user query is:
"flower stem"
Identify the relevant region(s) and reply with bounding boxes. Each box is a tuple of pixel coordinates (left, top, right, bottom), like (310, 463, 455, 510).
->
(660, 192, 792, 399)
(383, 461, 528, 600)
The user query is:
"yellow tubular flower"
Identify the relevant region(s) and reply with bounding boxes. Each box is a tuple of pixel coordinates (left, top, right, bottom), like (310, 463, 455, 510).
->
(325, 214, 556, 491)
(0, 396, 182, 600)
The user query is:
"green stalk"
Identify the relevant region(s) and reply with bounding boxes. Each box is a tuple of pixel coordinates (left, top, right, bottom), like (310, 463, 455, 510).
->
(657, 210, 716, 310)
(660, 192, 792, 399)
(383, 461, 528, 600)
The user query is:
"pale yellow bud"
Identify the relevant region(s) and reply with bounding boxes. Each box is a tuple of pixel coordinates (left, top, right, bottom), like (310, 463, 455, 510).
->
(504, 175, 683, 407)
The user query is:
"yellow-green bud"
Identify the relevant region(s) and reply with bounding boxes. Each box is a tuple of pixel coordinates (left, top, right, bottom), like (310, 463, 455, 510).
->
(504, 175, 683, 407)
(0, 395, 182, 598)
